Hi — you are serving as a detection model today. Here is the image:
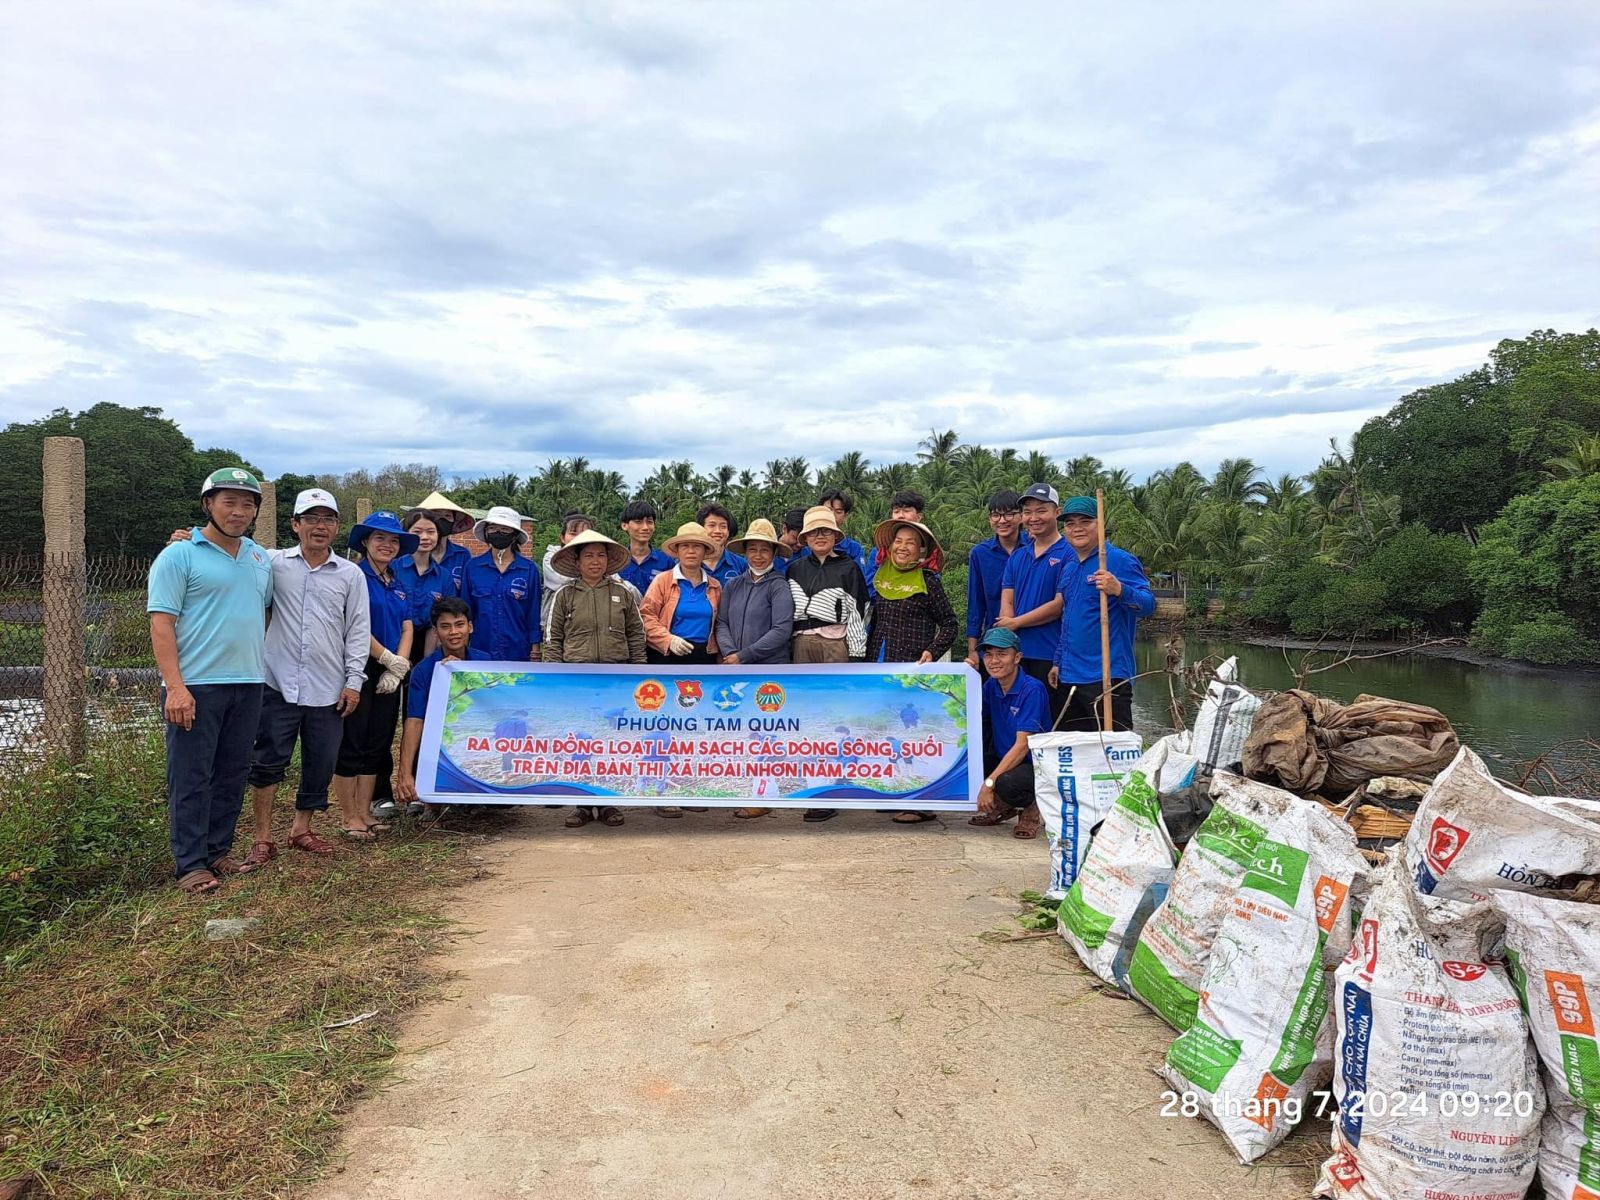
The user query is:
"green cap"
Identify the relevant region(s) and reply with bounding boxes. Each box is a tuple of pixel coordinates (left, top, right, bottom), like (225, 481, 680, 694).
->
(979, 627, 1022, 652)
(200, 467, 262, 499)
(1062, 495, 1098, 519)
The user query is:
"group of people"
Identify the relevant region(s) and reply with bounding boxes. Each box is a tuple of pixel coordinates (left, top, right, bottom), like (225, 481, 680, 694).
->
(147, 467, 1152, 893)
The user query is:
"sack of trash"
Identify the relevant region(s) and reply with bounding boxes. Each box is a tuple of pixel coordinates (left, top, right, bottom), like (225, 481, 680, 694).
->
(1496, 890, 1600, 1200)
(1317, 859, 1543, 1200)
(1029, 731, 1144, 900)
(1190, 656, 1262, 774)
(1058, 737, 1184, 988)
(1158, 779, 1368, 1162)
(1405, 746, 1600, 900)
(1130, 773, 1316, 1031)
(1243, 689, 1459, 798)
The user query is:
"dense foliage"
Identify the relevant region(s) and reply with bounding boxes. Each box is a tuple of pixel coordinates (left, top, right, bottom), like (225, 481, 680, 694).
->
(2, 330, 1596, 661)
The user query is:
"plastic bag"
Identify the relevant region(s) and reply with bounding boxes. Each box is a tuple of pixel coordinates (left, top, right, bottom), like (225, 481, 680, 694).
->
(1058, 737, 1184, 988)
(1406, 746, 1600, 900)
(1497, 890, 1600, 1200)
(1029, 731, 1144, 900)
(1190, 656, 1261, 773)
(1159, 787, 1367, 1161)
(1317, 860, 1543, 1200)
(1129, 773, 1305, 1031)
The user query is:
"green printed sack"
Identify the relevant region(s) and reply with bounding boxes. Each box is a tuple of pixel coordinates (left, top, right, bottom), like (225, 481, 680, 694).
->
(1126, 774, 1283, 1031)
(1159, 781, 1368, 1162)
(1058, 737, 1183, 989)
(1497, 890, 1600, 1200)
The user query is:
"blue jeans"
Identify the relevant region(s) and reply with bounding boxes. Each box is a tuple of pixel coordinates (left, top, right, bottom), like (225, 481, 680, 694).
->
(247, 685, 343, 811)
(165, 683, 263, 878)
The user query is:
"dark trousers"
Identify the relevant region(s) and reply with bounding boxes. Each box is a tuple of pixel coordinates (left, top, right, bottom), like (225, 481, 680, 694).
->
(983, 747, 1037, 810)
(1060, 678, 1135, 733)
(247, 685, 343, 811)
(645, 642, 717, 665)
(165, 683, 263, 878)
(336, 660, 403, 777)
(1021, 657, 1070, 729)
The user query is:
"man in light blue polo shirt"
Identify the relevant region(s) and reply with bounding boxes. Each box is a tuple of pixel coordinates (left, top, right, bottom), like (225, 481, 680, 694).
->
(148, 467, 274, 894)
(996, 482, 1070, 725)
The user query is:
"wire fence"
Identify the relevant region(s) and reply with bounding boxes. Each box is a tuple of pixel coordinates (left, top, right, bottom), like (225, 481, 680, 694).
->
(0, 554, 162, 763)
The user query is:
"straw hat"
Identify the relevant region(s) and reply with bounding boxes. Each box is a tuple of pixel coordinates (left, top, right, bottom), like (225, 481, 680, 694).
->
(550, 529, 629, 578)
(800, 505, 841, 537)
(873, 518, 941, 563)
(662, 521, 718, 557)
(472, 505, 529, 545)
(727, 518, 790, 557)
(409, 490, 476, 534)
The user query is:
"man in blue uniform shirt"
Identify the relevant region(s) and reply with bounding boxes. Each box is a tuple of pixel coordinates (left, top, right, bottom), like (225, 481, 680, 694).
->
(968, 628, 1046, 839)
(996, 483, 1070, 724)
(396, 597, 493, 809)
(618, 499, 673, 593)
(963, 489, 1025, 670)
(1049, 496, 1155, 732)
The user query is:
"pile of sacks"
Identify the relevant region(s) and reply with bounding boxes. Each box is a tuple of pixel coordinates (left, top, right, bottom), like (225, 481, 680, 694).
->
(1052, 733, 1600, 1200)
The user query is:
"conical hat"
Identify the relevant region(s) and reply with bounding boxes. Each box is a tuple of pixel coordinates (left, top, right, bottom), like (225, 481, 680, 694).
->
(408, 491, 475, 533)
(551, 529, 629, 578)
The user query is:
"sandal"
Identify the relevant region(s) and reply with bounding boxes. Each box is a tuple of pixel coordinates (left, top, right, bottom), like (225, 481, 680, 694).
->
(242, 840, 278, 868)
(734, 807, 770, 819)
(177, 869, 220, 895)
(656, 807, 684, 818)
(565, 807, 593, 828)
(288, 831, 335, 856)
(210, 855, 255, 875)
(968, 808, 1016, 826)
(339, 826, 378, 843)
(1013, 809, 1042, 840)
(892, 811, 935, 824)
(802, 808, 837, 823)
(598, 806, 625, 826)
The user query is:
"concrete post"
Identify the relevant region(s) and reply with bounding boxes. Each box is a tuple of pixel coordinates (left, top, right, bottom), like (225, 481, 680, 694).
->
(42, 436, 87, 762)
(356, 497, 373, 523)
(256, 480, 277, 549)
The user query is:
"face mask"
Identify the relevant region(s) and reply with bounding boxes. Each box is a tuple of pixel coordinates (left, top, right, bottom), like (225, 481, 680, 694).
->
(485, 530, 519, 550)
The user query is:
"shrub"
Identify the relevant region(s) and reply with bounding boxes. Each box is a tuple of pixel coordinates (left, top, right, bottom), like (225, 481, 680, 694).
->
(1500, 614, 1599, 666)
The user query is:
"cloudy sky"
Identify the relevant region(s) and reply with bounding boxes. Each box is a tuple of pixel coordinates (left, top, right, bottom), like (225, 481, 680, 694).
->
(2, 1, 1597, 487)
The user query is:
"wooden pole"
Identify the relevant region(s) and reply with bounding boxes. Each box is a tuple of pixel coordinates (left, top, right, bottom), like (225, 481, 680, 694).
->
(1096, 488, 1113, 733)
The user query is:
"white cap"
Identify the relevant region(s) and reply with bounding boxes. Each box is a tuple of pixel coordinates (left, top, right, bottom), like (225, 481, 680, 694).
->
(293, 488, 340, 516)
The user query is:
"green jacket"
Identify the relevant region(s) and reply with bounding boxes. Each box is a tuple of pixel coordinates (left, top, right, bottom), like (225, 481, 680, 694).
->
(544, 579, 646, 664)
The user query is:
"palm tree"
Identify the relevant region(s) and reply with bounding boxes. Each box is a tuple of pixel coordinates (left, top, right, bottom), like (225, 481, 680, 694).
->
(1208, 457, 1268, 506)
(1545, 434, 1600, 479)
(917, 429, 960, 469)
(708, 464, 738, 502)
(824, 450, 872, 497)
(1261, 472, 1307, 511)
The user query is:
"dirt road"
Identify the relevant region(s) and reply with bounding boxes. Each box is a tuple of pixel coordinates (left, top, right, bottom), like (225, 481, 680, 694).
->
(308, 810, 1321, 1199)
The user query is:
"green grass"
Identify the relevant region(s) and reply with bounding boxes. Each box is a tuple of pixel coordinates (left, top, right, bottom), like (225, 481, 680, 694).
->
(0, 725, 486, 1197)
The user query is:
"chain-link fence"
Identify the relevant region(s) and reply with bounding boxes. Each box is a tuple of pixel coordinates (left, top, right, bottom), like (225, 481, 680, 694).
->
(0, 554, 162, 763)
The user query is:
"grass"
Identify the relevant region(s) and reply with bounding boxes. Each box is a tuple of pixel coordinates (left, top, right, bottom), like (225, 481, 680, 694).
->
(0, 723, 490, 1198)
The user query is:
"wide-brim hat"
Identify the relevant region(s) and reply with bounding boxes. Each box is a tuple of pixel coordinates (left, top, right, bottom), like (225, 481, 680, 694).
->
(551, 529, 629, 578)
(663, 521, 718, 557)
(873, 518, 941, 563)
(350, 509, 420, 555)
(727, 518, 790, 557)
(800, 505, 841, 537)
(473, 505, 529, 546)
(410, 491, 476, 534)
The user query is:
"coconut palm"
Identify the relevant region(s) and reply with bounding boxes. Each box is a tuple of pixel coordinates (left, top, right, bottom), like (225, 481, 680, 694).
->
(1208, 457, 1268, 506)
(1545, 434, 1600, 479)
(917, 429, 961, 469)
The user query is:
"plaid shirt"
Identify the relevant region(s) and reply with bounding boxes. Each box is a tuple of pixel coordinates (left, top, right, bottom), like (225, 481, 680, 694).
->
(868, 572, 957, 663)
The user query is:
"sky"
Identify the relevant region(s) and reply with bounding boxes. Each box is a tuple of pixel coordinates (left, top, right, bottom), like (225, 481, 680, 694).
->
(2, 1, 1597, 489)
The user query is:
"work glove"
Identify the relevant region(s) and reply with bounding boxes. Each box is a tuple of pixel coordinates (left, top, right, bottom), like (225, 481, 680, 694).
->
(375, 669, 403, 695)
(377, 648, 410, 677)
(667, 635, 694, 656)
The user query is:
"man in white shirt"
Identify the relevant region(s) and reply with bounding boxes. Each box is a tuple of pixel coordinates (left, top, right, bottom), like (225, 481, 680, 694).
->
(241, 488, 370, 863)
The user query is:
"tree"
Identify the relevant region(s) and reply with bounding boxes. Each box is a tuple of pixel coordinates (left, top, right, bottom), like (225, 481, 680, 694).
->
(916, 429, 960, 469)
(1207, 457, 1268, 507)
(1470, 475, 1600, 664)
(1545, 434, 1600, 479)
(271, 471, 321, 546)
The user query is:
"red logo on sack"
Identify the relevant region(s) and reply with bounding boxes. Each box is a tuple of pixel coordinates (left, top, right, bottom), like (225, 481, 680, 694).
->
(1424, 817, 1471, 875)
(1441, 961, 1487, 982)
(1347, 917, 1379, 976)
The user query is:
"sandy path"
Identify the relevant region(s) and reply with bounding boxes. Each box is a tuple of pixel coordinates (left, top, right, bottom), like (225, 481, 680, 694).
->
(308, 809, 1321, 1199)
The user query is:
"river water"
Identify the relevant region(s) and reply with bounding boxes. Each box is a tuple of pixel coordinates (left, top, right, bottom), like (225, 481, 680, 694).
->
(1132, 636, 1599, 782)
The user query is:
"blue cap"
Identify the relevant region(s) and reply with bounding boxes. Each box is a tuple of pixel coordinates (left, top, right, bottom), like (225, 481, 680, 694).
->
(979, 627, 1022, 652)
(349, 509, 420, 555)
(1062, 495, 1099, 519)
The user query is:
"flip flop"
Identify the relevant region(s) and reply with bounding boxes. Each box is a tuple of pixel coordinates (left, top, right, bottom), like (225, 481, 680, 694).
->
(802, 809, 838, 823)
(339, 826, 377, 843)
(892, 812, 935, 824)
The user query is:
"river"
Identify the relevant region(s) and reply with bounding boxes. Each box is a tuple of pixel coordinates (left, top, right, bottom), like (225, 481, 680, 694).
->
(1132, 635, 1600, 783)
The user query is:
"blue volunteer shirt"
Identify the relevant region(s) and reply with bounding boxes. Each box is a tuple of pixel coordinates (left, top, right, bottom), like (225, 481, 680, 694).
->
(406, 647, 493, 720)
(438, 539, 474, 595)
(967, 534, 1027, 639)
(146, 528, 274, 685)
(1054, 542, 1156, 684)
(465, 550, 542, 659)
(984, 671, 1051, 753)
(703, 549, 747, 587)
(1000, 534, 1069, 660)
(393, 554, 459, 633)
(360, 558, 411, 654)
(672, 572, 715, 642)
(619, 547, 674, 594)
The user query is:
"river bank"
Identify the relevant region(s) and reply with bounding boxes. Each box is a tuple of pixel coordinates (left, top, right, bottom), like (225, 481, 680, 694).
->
(1230, 631, 1600, 679)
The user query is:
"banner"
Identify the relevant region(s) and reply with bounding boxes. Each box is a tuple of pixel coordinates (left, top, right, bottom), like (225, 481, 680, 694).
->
(416, 662, 980, 809)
